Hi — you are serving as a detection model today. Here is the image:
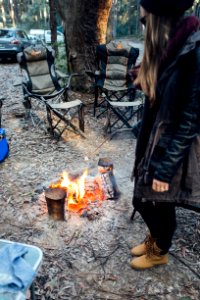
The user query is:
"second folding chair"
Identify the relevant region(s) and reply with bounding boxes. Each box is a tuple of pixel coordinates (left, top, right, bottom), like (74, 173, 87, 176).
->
(87, 41, 143, 135)
(17, 44, 85, 140)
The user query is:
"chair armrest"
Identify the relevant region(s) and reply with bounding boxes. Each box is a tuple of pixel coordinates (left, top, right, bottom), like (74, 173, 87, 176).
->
(13, 77, 23, 86)
(56, 69, 69, 79)
(66, 73, 81, 89)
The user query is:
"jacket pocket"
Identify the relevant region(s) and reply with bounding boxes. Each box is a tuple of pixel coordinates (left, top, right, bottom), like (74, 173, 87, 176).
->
(143, 145, 166, 184)
(138, 121, 172, 184)
(183, 135, 200, 195)
(150, 144, 166, 168)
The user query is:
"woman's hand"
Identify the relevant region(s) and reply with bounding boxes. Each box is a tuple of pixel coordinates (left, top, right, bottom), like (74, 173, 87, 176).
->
(152, 179, 169, 192)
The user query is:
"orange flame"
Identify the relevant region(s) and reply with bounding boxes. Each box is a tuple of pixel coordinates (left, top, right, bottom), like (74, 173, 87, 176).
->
(49, 169, 106, 214)
(60, 170, 88, 202)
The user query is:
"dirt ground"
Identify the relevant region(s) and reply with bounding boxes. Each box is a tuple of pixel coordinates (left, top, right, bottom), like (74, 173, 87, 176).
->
(0, 63, 200, 300)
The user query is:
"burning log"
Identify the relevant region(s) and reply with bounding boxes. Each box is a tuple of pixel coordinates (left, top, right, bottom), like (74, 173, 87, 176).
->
(45, 157, 120, 219)
(45, 187, 66, 221)
(95, 158, 120, 200)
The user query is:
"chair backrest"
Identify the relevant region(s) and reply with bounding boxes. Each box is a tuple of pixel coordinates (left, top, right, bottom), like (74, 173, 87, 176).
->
(96, 40, 139, 91)
(17, 45, 61, 94)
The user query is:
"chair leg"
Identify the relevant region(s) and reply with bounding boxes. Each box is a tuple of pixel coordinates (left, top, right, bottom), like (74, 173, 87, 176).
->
(46, 106, 54, 136)
(94, 86, 99, 117)
(22, 91, 32, 110)
(130, 208, 137, 221)
(78, 104, 85, 132)
(30, 282, 36, 300)
(109, 105, 133, 129)
(48, 106, 86, 139)
(137, 105, 143, 121)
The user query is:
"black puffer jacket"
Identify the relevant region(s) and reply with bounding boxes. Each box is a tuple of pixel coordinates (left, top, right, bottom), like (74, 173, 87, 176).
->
(134, 29, 200, 206)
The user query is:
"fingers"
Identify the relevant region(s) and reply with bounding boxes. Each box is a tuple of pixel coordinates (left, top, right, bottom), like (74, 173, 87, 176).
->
(152, 179, 169, 192)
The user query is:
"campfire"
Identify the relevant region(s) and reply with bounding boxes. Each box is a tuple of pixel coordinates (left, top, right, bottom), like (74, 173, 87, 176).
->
(44, 158, 120, 220)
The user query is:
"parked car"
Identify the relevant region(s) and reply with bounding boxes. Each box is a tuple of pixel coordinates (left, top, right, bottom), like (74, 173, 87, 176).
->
(29, 29, 45, 41)
(29, 29, 65, 45)
(44, 30, 64, 44)
(0, 28, 32, 61)
(28, 34, 43, 45)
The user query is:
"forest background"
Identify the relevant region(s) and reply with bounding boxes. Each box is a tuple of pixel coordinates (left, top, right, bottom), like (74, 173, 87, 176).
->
(0, 0, 145, 39)
(0, 0, 200, 92)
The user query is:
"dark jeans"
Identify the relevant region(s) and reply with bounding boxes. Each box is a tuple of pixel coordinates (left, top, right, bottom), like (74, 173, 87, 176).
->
(133, 197, 177, 254)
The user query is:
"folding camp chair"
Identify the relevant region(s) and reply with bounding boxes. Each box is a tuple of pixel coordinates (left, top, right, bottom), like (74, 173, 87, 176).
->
(87, 40, 143, 135)
(17, 44, 85, 140)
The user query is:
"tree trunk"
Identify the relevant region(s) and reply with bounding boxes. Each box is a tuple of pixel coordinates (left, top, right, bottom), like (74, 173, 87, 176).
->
(57, 0, 112, 90)
(9, 0, 15, 27)
(13, 0, 20, 25)
(0, 1, 7, 27)
(49, 0, 58, 53)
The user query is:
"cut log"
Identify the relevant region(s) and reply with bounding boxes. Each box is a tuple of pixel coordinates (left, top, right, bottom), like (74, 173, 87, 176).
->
(45, 188, 66, 221)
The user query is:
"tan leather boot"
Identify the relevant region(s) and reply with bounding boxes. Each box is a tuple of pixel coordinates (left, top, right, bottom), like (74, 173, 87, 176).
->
(131, 235, 154, 256)
(130, 242, 168, 270)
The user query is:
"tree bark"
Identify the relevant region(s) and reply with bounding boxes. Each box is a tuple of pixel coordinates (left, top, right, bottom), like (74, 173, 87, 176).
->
(0, 1, 7, 27)
(57, 0, 112, 90)
(9, 0, 15, 27)
(13, 0, 20, 25)
(49, 0, 58, 53)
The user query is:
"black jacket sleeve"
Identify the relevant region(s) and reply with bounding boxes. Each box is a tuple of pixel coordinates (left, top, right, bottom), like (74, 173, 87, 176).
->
(154, 49, 200, 183)
(133, 98, 157, 177)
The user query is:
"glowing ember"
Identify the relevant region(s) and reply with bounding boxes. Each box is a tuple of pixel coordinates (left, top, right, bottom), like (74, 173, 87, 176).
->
(49, 170, 106, 214)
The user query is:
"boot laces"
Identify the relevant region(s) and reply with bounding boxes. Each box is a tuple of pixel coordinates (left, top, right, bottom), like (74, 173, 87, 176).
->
(144, 235, 155, 258)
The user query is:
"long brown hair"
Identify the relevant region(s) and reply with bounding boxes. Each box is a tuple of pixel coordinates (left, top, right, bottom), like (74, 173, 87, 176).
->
(135, 14, 175, 103)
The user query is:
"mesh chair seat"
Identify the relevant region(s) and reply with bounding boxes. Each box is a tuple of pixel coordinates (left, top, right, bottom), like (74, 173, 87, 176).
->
(17, 45, 85, 140)
(87, 41, 144, 136)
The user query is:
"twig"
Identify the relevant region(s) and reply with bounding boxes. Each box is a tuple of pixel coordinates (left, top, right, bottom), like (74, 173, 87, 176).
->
(33, 241, 59, 250)
(64, 230, 79, 245)
(110, 206, 129, 212)
(97, 287, 171, 299)
(96, 245, 120, 261)
(170, 251, 200, 279)
(85, 135, 111, 159)
(3, 223, 35, 230)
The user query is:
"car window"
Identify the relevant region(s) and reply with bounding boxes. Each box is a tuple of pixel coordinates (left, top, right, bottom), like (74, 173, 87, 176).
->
(0, 30, 14, 38)
(16, 31, 28, 39)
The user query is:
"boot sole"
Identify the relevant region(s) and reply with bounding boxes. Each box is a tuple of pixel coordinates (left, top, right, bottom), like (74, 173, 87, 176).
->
(130, 257, 169, 270)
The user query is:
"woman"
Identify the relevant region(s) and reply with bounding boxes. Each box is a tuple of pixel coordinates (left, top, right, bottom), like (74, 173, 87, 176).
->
(131, 0, 200, 270)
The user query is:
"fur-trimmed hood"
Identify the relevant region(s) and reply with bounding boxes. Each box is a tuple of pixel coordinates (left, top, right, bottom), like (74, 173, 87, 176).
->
(159, 16, 200, 74)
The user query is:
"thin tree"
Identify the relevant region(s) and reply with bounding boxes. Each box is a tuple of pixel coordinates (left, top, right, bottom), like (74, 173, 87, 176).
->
(49, 0, 58, 53)
(0, 0, 7, 27)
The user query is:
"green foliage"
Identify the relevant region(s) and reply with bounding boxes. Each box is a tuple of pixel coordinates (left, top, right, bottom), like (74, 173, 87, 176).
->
(115, 0, 139, 37)
(107, 0, 144, 39)
(0, 0, 50, 31)
(55, 44, 68, 75)
(1, 0, 198, 40)
(18, 0, 50, 31)
(112, 0, 200, 38)
(194, 0, 200, 18)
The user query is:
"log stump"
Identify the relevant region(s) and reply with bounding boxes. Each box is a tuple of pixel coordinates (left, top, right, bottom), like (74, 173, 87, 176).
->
(45, 188, 66, 221)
